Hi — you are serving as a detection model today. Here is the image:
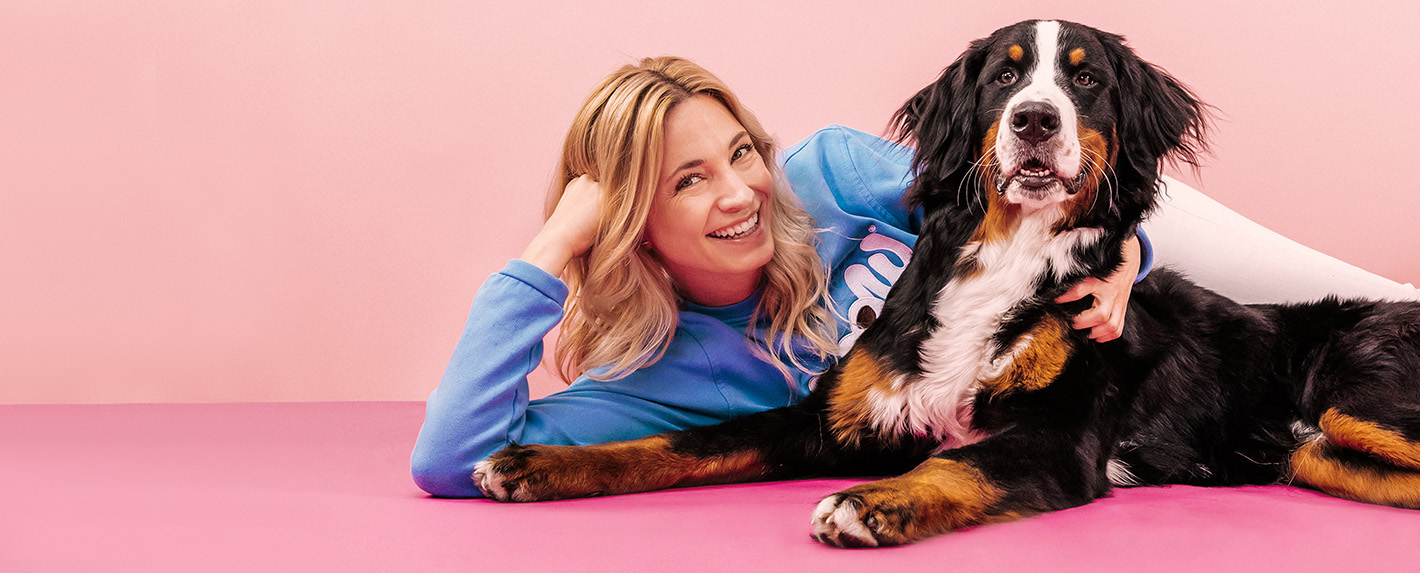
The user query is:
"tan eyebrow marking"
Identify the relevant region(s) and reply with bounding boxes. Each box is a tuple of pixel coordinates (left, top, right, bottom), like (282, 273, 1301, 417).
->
(1009, 45, 1024, 61)
(1069, 48, 1086, 65)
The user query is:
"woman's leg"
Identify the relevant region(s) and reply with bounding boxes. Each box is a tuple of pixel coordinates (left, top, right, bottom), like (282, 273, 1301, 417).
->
(1142, 177, 1420, 304)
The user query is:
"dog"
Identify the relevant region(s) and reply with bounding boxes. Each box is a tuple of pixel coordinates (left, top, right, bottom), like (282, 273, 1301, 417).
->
(474, 20, 1420, 547)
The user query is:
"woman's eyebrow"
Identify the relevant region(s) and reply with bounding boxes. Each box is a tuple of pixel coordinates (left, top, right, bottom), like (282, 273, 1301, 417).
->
(670, 159, 704, 176)
(664, 131, 751, 182)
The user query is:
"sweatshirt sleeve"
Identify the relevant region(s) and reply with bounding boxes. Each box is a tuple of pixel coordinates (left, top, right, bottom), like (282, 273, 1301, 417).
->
(410, 262, 790, 498)
(783, 125, 919, 238)
(410, 259, 568, 498)
(1135, 227, 1154, 283)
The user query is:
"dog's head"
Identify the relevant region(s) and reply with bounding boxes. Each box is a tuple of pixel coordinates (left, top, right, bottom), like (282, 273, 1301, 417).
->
(893, 20, 1208, 228)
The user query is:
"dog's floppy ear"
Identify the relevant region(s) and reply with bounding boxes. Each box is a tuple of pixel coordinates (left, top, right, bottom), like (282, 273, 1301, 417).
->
(1098, 30, 1210, 182)
(891, 38, 991, 209)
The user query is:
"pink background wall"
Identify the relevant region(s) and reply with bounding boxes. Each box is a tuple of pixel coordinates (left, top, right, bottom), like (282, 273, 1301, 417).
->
(3, 1, 1417, 404)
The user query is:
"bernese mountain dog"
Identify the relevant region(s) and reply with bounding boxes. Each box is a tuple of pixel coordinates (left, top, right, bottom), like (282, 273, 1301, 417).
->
(474, 20, 1420, 547)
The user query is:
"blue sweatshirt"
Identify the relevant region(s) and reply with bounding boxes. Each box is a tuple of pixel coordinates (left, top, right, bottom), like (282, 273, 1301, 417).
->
(410, 125, 1152, 498)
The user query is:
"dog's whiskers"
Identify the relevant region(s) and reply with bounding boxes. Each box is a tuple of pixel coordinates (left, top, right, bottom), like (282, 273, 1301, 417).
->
(959, 159, 979, 210)
(961, 151, 997, 214)
(1077, 115, 1120, 214)
(1080, 150, 1105, 216)
(1080, 147, 1119, 215)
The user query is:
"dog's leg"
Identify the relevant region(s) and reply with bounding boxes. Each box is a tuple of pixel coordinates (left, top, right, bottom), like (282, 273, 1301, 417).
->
(1290, 393, 1420, 508)
(1286, 302, 1420, 508)
(811, 457, 1002, 547)
(475, 404, 847, 502)
(1290, 435, 1420, 509)
(1310, 405, 1420, 471)
(811, 431, 1104, 547)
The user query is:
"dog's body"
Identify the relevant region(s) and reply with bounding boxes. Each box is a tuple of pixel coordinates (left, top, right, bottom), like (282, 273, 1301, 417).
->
(476, 20, 1420, 547)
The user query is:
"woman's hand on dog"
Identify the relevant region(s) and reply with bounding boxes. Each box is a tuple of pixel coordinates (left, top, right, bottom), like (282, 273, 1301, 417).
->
(521, 174, 605, 276)
(1055, 236, 1140, 342)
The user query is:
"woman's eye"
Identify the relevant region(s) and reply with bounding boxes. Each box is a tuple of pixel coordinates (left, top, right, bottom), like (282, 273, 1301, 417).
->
(675, 173, 702, 191)
(731, 143, 754, 161)
(1075, 71, 1096, 87)
(997, 69, 1017, 85)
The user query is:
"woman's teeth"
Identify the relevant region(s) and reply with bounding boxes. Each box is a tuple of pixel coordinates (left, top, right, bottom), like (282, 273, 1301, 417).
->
(709, 212, 759, 239)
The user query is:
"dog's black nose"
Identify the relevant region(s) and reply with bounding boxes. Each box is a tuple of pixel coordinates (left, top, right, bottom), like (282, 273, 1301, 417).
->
(1010, 102, 1061, 144)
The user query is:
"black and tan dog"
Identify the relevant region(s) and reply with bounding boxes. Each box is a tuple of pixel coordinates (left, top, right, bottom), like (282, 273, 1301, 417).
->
(475, 20, 1420, 547)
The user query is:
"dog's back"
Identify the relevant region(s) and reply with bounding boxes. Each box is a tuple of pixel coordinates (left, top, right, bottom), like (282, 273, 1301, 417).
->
(1107, 268, 1420, 500)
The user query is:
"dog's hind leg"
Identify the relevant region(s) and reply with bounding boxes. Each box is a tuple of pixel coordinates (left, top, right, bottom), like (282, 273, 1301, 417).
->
(475, 403, 854, 502)
(1288, 302, 1420, 507)
(1289, 436, 1420, 509)
(1312, 405, 1420, 471)
(1290, 391, 1420, 508)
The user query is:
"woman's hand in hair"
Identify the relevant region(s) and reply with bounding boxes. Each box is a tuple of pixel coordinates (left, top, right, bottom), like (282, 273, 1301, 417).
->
(521, 175, 605, 277)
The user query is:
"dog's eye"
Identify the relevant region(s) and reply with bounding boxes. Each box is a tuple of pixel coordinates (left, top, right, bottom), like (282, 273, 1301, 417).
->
(997, 69, 1017, 85)
(1075, 71, 1097, 87)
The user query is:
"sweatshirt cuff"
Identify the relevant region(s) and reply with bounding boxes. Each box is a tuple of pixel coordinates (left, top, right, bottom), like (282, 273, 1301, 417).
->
(1134, 227, 1154, 283)
(502, 259, 570, 303)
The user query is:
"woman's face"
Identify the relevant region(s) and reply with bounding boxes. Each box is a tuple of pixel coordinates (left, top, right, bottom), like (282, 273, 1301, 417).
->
(645, 95, 775, 306)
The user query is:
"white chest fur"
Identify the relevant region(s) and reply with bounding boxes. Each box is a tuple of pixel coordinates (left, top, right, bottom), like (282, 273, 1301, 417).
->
(863, 209, 1103, 448)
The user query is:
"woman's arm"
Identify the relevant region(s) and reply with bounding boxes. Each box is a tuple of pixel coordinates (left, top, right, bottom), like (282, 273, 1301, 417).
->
(413, 173, 807, 498)
(411, 266, 799, 499)
(413, 176, 609, 498)
(410, 261, 569, 498)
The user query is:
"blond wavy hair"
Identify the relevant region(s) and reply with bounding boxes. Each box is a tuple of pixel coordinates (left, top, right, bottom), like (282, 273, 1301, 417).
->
(549, 56, 837, 384)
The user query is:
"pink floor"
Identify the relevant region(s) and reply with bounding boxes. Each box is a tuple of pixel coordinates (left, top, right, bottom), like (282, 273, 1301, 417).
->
(3, 402, 1417, 571)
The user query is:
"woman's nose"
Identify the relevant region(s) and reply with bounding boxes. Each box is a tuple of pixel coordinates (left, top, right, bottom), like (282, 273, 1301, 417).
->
(717, 174, 755, 211)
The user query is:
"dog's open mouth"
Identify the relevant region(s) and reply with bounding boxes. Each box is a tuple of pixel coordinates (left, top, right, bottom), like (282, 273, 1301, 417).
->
(999, 159, 1060, 202)
(1002, 157, 1088, 202)
(1013, 158, 1067, 190)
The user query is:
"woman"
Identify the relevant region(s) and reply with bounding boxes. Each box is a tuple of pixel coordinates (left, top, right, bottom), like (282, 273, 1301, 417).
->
(410, 56, 1142, 498)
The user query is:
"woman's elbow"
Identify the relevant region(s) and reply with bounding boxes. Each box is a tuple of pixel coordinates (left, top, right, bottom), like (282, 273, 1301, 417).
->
(410, 455, 485, 499)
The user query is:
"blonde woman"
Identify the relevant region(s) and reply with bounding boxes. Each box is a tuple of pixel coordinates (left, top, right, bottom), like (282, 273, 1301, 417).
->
(409, 56, 1147, 498)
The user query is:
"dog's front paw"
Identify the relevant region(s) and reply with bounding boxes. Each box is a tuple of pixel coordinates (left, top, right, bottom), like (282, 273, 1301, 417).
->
(811, 462, 1001, 547)
(811, 491, 903, 548)
(473, 444, 571, 502)
(471, 458, 513, 502)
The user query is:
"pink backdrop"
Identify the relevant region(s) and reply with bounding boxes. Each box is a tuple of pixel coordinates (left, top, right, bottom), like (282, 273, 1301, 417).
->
(3, 1, 1417, 404)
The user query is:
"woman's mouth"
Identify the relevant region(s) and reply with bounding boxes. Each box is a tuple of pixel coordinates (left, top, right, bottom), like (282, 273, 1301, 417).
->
(708, 212, 760, 240)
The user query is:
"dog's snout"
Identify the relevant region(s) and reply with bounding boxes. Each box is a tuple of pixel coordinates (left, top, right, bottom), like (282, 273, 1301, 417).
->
(1010, 102, 1061, 144)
